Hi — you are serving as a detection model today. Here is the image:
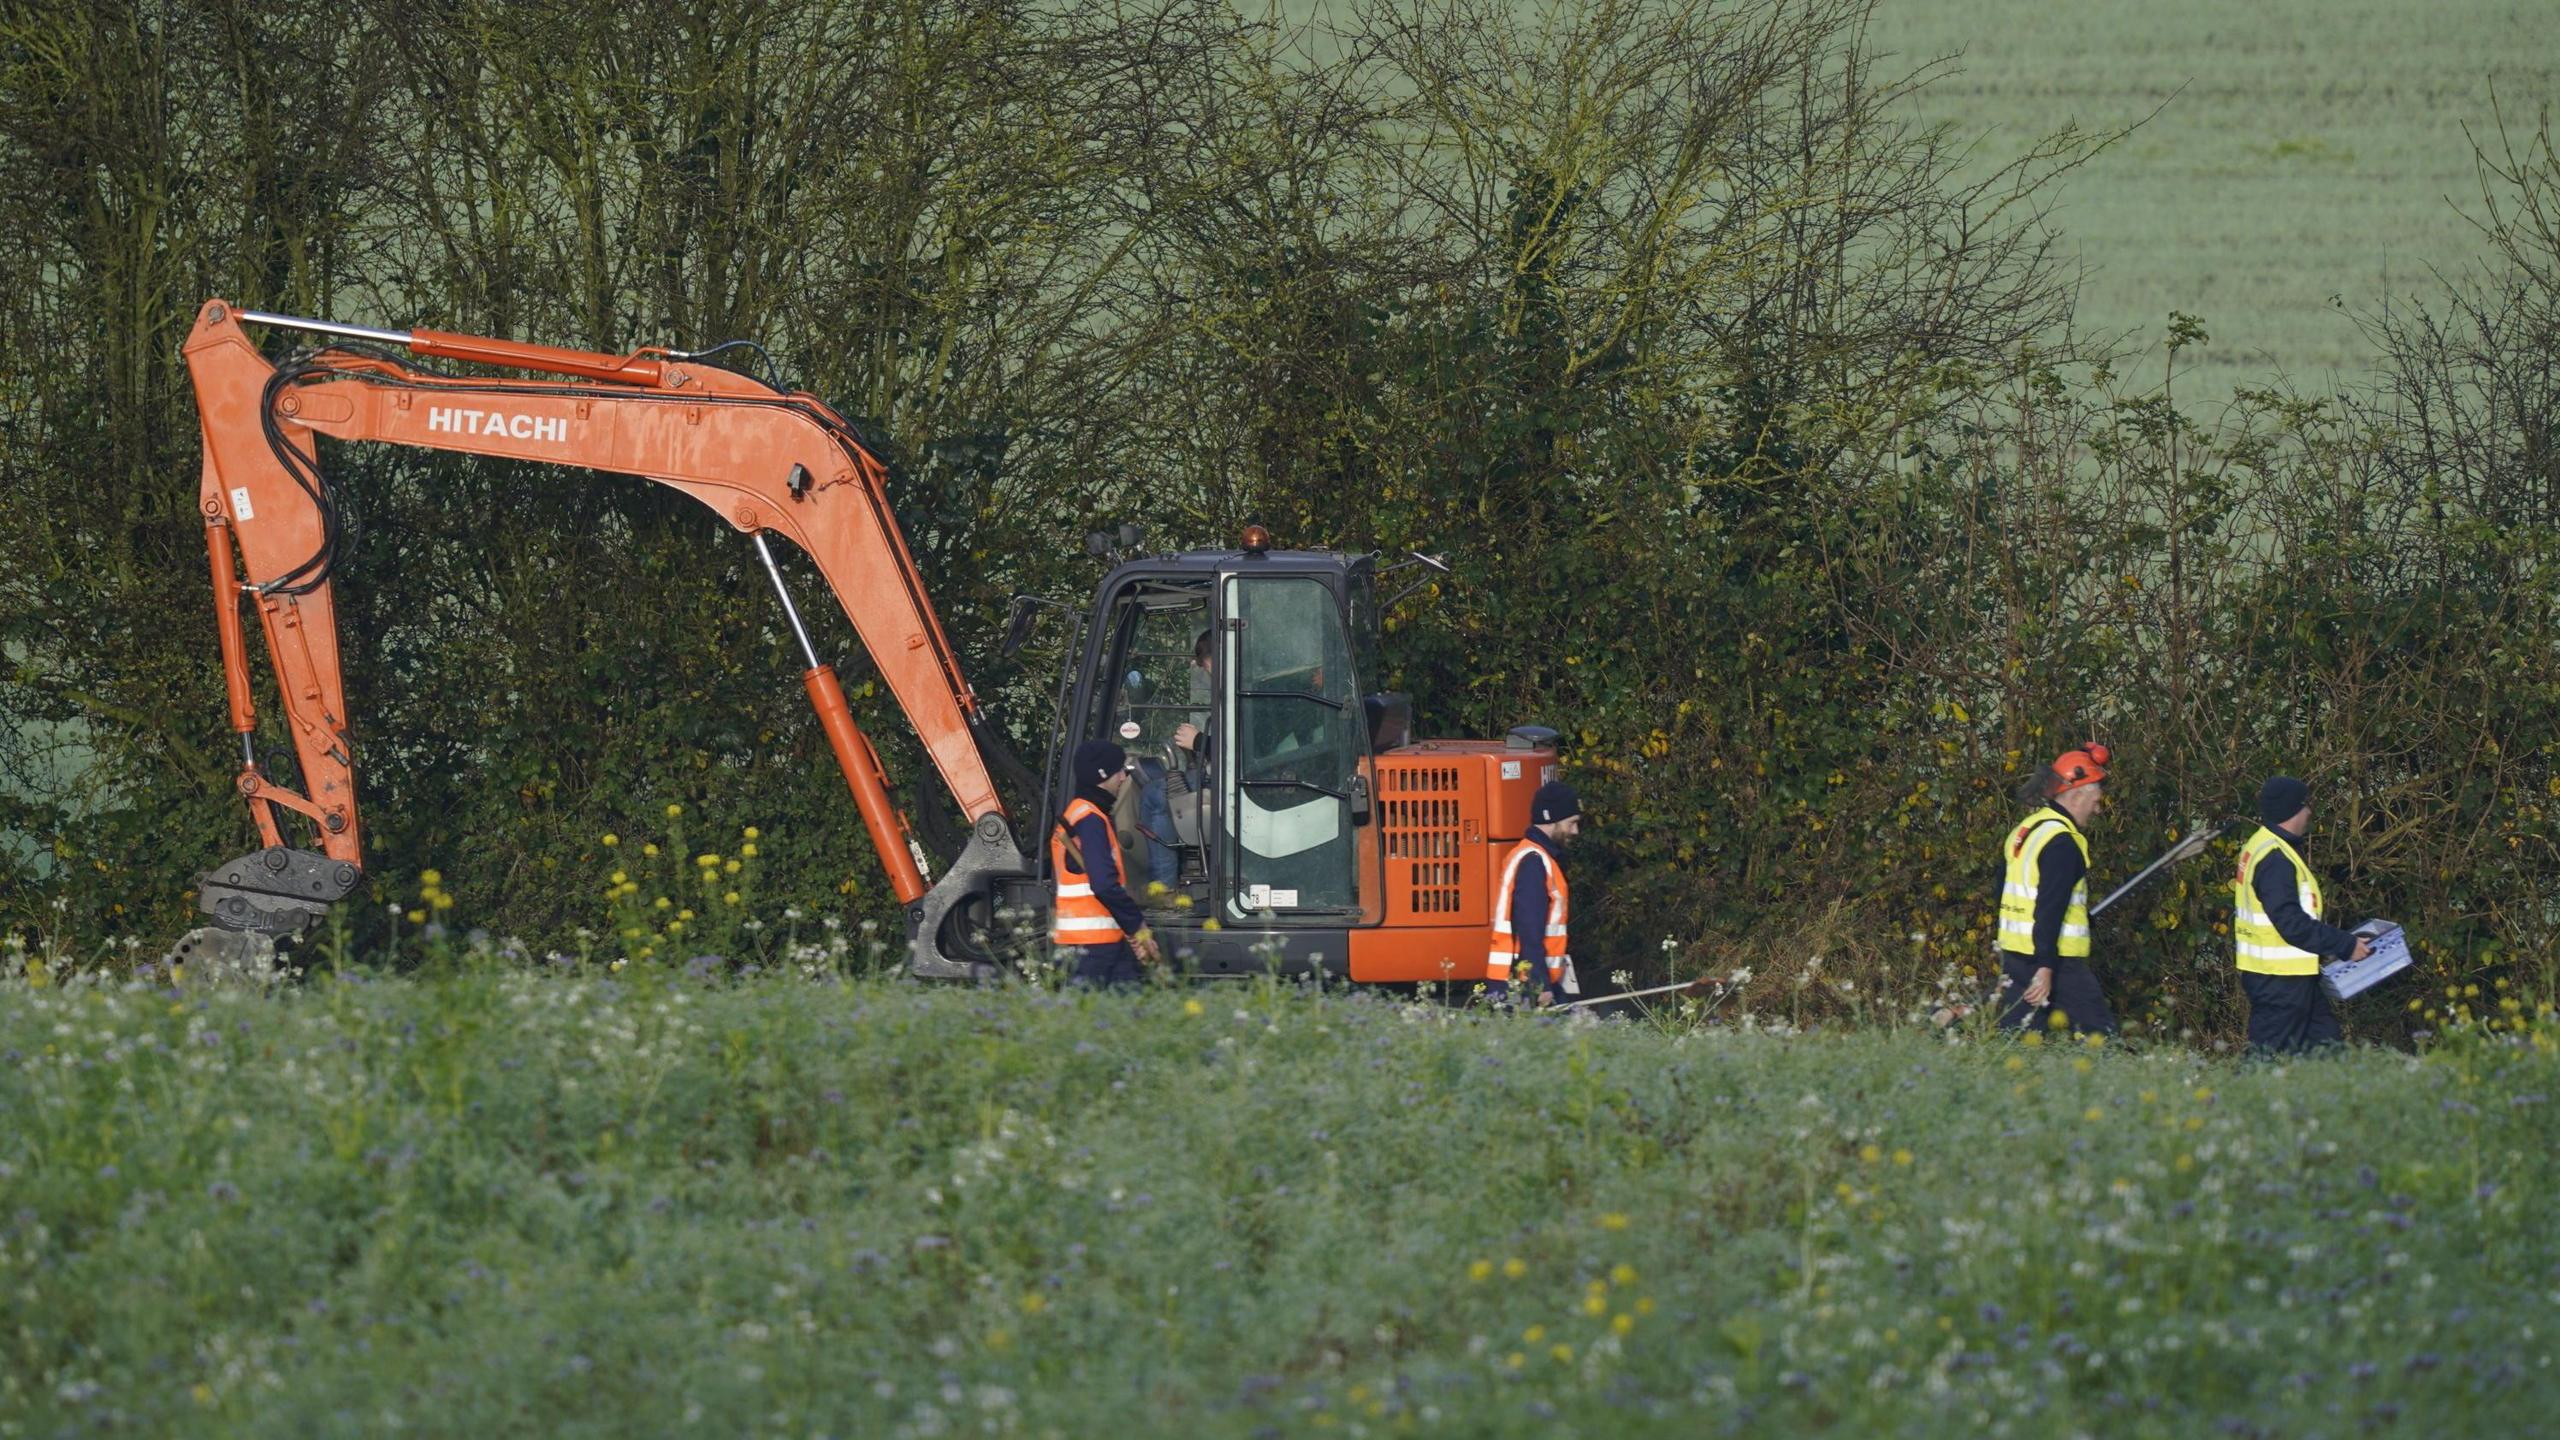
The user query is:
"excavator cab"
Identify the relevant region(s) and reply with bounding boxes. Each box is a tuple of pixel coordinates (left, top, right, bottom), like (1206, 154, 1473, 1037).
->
(1056, 543, 1385, 957)
(942, 531, 1549, 987)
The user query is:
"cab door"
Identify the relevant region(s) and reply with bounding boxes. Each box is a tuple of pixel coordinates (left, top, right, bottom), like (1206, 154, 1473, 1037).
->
(1217, 573, 1377, 925)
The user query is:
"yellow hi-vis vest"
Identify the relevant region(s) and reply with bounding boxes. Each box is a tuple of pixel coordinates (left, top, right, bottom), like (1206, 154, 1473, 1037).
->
(1050, 797, 1130, 946)
(2234, 826, 2323, 975)
(1998, 806, 2090, 958)
(1488, 839, 1569, 983)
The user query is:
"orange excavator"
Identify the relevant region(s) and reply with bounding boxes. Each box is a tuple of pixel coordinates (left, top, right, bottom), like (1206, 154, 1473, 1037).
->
(174, 299, 1564, 985)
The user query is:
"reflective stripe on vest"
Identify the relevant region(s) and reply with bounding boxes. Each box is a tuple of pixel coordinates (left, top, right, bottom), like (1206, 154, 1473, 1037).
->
(1050, 797, 1129, 947)
(1996, 807, 2090, 958)
(1488, 838, 1570, 982)
(2234, 826, 2323, 976)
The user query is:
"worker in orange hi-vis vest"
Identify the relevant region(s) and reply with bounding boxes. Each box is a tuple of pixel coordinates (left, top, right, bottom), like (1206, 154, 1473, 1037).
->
(1487, 781, 1582, 1009)
(1051, 739, 1162, 987)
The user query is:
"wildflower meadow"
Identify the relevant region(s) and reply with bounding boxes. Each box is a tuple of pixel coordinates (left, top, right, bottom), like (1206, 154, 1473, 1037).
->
(4, 939, 2553, 1436)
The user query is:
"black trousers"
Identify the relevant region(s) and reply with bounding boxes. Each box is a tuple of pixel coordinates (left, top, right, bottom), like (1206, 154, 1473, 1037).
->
(2241, 971, 2342, 1053)
(1069, 940, 1145, 988)
(1997, 954, 2119, 1036)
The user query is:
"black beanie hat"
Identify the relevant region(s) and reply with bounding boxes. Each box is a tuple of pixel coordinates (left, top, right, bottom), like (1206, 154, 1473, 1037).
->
(2258, 774, 2309, 827)
(1074, 738, 1129, 787)
(1532, 781, 1581, 825)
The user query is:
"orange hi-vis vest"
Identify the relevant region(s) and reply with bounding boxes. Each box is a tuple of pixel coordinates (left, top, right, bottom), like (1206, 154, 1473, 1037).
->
(1488, 836, 1569, 984)
(1050, 797, 1129, 947)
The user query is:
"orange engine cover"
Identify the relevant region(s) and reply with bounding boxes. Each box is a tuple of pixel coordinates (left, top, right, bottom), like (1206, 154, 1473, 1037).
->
(1349, 740, 1560, 983)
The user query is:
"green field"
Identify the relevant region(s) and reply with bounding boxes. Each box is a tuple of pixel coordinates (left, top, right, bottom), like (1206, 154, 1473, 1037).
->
(5, 959, 2554, 1435)
(1862, 0, 2559, 400)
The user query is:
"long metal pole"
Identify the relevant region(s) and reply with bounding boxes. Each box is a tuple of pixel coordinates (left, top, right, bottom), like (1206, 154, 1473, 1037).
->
(2090, 821, 2230, 916)
(1552, 977, 1714, 1012)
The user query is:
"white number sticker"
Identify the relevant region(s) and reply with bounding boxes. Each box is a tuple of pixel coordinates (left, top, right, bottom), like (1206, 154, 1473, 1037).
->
(229, 487, 255, 521)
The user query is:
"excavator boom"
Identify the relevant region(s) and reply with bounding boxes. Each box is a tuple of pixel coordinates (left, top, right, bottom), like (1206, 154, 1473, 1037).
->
(180, 299, 1020, 970)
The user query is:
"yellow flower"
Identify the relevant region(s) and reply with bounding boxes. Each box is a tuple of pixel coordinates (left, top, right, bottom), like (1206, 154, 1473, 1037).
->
(2083, 1032, 2106, 1048)
(1174, 895, 1193, 908)
(643, 843, 659, 857)
(1860, 1143, 1882, 1164)
(655, 897, 672, 910)
(1892, 1148, 1913, 1166)
(1550, 1344, 1573, 1364)
(431, 893, 454, 911)
(2174, 1153, 2195, 1172)
(1582, 1294, 1608, 1317)
(1522, 1325, 1545, 1344)
(677, 908, 695, 921)
(192, 1383, 214, 1406)
(1502, 1258, 1526, 1279)
(1610, 1263, 1637, 1287)
(406, 909, 425, 924)
(1468, 1259, 1494, 1283)
(1183, 999, 1204, 1016)
(986, 1328, 1012, 1352)
(665, 803, 683, 818)
(2083, 1106, 2104, 1123)
(724, 891, 742, 906)
(600, 833, 619, 847)
(2193, 1087, 2214, 1103)
(698, 853, 720, 868)
(743, 826, 760, 840)
(2004, 1056, 2025, 1072)
(1019, 1293, 1047, 1315)
(740, 844, 758, 858)
(667, 920, 684, 934)
(1504, 1352, 1525, 1370)
(2072, 1057, 2093, 1074)
(1634, 1296, 1655, 1316)
(2047, 1009, 2071, 1031)
(1202, 918, 1221, 931)
(1612, 1313, 1635, 1336)
(611, 870, 628, 885)
(1147, 881, 1169, 897)
(1599, 1212, 1630, 1232)
(421, 869, 442, 886)
(724, 859, 741, 875)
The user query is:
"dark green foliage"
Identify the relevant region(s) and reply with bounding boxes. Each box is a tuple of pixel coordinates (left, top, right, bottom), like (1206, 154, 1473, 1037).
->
(2, 2, 2553, 1037)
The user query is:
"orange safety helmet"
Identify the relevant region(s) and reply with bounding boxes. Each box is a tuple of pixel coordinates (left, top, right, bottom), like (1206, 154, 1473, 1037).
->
(2049, 743, 2110, 794)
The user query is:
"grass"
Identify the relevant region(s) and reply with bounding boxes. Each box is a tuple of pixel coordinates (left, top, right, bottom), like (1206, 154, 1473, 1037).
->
(1861, 0, 2558, 402)
(4, 949, 2555, 1436)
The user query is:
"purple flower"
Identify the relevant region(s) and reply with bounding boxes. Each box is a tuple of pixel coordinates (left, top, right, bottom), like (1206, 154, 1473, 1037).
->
(684, 954, 725, 983)
(207, 1179, 240, 1203)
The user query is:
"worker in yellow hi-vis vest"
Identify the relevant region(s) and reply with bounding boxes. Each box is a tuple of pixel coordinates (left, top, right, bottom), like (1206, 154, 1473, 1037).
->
(2235, 775, 2370, 1053)
(1995, 744, 2118, 1036)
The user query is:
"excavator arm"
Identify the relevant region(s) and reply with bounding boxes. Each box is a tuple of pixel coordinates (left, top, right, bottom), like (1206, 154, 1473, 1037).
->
(179, 299, 1025, 977)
